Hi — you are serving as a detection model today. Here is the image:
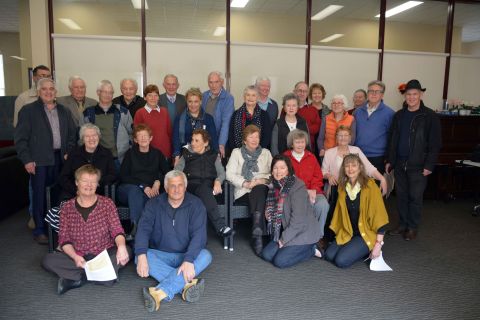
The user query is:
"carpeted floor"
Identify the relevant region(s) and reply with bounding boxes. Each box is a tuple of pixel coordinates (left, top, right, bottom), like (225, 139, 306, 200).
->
(0, 197, 479, 320)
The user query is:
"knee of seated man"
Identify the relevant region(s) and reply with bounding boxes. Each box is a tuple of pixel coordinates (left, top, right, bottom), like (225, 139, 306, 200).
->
(197, 249, 213, 266)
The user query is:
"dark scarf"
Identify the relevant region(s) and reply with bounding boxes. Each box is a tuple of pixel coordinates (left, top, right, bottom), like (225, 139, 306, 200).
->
(265, 175, 296, 242)
(232, 104, 262, 148)
(240, 145, 262, 181)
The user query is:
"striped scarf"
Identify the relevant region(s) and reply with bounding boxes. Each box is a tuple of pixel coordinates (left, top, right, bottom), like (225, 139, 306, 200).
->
(232, 104, 262, 148)
(265, 175, 296, 242)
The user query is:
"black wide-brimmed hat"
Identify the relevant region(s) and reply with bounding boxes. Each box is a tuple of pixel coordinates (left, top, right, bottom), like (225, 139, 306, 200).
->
(400, 79, 426, 94)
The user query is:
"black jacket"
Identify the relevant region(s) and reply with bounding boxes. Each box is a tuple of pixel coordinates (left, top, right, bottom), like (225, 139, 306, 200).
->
(112, 95, 146, 118)
(15, 98, 76, 166)
(182, 148, 218, 184)
(58, 144, 116, 198)
(387, 101, 441, 171)
(271, 115, 310, 156)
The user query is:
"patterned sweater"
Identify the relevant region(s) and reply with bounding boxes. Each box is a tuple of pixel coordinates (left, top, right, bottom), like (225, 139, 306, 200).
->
(58, 196, 125, 256)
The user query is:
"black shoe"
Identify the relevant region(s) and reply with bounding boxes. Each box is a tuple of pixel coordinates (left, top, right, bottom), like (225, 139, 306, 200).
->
(387, 227, 405, 236)
(218, 226, 234, 238)
(252, 236, 263, 256)
(252, 211, 263, 236)
(57, 276, 86, 295)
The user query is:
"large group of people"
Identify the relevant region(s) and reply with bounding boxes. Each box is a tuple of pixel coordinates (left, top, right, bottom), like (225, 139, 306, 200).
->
(13, 66, 441, 312)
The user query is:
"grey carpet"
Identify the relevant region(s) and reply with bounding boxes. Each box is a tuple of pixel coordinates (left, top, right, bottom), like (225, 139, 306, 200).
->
(0, 197, 479, 320)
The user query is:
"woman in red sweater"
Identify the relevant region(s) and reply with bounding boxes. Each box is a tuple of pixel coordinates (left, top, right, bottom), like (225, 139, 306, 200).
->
(134, 84, 172, 159)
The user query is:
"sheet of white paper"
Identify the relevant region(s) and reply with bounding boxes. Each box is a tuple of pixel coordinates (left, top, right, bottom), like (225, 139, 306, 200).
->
(84, 249, 117, 281)
(370, 251, 393, 271)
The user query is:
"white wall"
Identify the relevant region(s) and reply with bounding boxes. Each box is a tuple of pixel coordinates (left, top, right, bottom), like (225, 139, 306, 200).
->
(448, 55, 480, 106)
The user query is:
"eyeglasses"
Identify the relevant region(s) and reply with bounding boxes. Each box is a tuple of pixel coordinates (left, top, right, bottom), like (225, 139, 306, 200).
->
(367, 90, 384, 94)
(336, 134, 350, 138)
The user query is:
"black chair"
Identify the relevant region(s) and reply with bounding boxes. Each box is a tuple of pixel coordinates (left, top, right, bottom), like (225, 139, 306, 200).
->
(225, 181, 250, 251)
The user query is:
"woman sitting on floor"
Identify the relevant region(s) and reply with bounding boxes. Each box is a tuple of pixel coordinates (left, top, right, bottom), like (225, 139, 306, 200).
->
(326, 154, 389, 268)
(117, 124, 170, 236)
(283, 129, 329, 249)
(58, 123, 116, 201)
(42, 164, 131, 294)
(226, 124, 272, 255)
(174, 128, 232, 237)
(261, 154, 322, 268)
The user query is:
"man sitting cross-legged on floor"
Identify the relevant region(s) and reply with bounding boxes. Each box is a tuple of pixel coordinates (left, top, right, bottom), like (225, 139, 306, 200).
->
(135, 170, 212, 312)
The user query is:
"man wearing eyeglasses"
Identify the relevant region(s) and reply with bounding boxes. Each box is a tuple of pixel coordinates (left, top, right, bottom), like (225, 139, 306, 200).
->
(353, 80, 394, 174)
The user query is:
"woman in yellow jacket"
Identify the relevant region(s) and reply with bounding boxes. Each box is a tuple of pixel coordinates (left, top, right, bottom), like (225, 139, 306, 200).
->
(326, 153, 389, 268)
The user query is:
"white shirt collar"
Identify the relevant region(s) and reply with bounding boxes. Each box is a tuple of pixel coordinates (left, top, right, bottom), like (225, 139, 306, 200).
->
(144, 104, 161, 113)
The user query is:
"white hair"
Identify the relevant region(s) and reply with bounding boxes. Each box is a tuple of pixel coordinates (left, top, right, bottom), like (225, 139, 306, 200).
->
(164, 170, 188, 189)
(68, 76, 85, 89)
(255, 76, 271, 87)
(331, 94, 349, 109)
(163, 74, 178, 83)
(97, 80, 114, 92)
(208, 71, 224, 81)
(37, 78, 56, 91)
(79, 123, 101, 144)
(120, 78, 138, 89)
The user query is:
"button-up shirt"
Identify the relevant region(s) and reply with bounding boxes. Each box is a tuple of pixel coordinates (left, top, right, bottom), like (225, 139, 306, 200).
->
(44, 104, 61, 149)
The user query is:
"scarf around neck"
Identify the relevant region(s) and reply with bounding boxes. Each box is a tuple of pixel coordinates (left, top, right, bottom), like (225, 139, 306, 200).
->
(265, 175, 296, 242)
(232, 104, 262, 148)
(240, 145, 262, 181)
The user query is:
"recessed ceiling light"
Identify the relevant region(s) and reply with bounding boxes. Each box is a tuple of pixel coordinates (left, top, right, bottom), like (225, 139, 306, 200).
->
(231, 0, 249, 8)
(58, 18, 82, 30)
(312, 5, 343, 21)
(10, 56, 26, 61)
(131, 0, 149, 10)
(213, 27, 226, 37)
(319, 34, 344, 43)
(375, 1, 423, 18)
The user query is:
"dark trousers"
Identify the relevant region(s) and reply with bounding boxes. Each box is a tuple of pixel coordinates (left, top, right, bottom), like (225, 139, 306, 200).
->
(31, 151, 62, 236)
(325, 236, 369, 268)
(394, 160, 428, 230)
(42, 246, 132, 283)
(235, 184, 269, 233)
(261, 240, 315, 268)
(324, 186, 338, 242)
(188, 180, 225, 231)
(367, 156, 386, 175)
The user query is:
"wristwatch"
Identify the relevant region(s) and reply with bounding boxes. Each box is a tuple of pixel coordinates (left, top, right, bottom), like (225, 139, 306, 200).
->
(375, 240, 384, 246)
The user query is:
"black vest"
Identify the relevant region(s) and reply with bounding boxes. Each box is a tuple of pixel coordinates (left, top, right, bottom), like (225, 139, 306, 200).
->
(276, 115, 310, 154)
(182, 148, 218, 183)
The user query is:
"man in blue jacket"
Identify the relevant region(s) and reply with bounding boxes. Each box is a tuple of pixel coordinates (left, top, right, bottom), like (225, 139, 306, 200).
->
(201, 71, 234, 158)
(354, 80, 394, 174)
(135, 170, 212, 312)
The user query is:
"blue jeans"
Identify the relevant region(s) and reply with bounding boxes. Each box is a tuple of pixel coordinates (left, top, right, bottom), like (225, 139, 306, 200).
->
(117, 184, 149, 224)
(139, 249, 212, 301)
(313, 194, 329, 238)
(261, 240, 315, 269)
(325, 236, 369, 268)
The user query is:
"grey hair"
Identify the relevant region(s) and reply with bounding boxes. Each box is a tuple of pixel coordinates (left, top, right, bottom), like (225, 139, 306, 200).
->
(208, 71, 224, 81)
(164, 170, 188, 189)
(282, 92, 300, 107)
(331, 94, 349, 109)
(120, 78, 138, 89)
(367, 80, 385, 93)
(68, 76, 85, 89)
(79, 123, 101, 144)
(163, 74, 179, 83)
(97, 80, 114, 92)
(294, 81, 308, 90)
(243, 85, 258, 96)
(286, 129, 310, 149)
(37, 78, 56, 91)
(255, 76, 271, 87)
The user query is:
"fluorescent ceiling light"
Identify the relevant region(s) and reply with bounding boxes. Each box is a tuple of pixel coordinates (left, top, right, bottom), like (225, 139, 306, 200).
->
(319, 34, 344, 43)
(10, 56, 26, 61)
(312, 5, 343, 21)
(375, 1, 423, 18)
(58, 18, 82, 30)
(213, 27, 226, 37)
(131, 0, 149, 10)
(231, 0, 249, 8)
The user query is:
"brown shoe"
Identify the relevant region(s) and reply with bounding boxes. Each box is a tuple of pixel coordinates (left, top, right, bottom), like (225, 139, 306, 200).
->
(403, 229, 417, 241)
(34, 234, 48, 245)
(142, 287, 167, 312)
(387, 227, 405, 236)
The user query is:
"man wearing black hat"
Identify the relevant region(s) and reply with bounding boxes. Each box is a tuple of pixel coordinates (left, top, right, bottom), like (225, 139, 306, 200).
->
(385, 79, 441, 241)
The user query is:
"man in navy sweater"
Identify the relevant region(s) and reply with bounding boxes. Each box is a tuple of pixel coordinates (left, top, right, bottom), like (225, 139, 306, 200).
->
(135, 170, 212, 312)
(354, 80, 394, 174)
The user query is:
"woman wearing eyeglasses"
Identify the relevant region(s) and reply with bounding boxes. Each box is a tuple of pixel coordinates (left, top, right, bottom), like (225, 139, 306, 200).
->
(317, 94, 355, 157)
